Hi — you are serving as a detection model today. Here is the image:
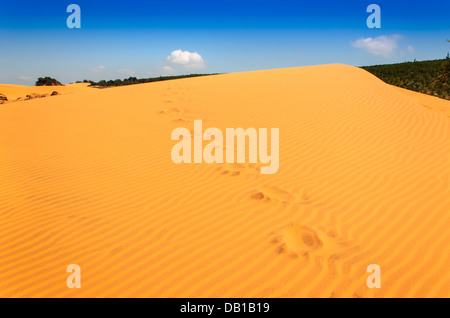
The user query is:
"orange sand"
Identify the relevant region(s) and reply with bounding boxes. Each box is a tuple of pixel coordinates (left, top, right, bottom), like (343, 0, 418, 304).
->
(0, 83, 92, 103)
(0, 64, 449, 297)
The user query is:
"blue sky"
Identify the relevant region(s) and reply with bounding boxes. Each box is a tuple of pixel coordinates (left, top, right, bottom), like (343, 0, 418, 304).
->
(0, 0, 449, 85)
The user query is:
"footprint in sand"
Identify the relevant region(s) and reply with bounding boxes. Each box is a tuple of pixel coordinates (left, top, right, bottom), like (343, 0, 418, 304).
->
(217, 162, 262, 178)
(250, 186, 294, 204)
(159, 107, 200, 126)
(271, 224, 353, 260)
(158, 107, 183, 114)
(250, 186, 313, 205)
(274, 225, 322, 257)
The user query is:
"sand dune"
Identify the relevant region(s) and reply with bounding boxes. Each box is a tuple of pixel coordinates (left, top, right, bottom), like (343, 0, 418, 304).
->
(0, 83, 92, 103)
(0, 64, 449, 297)
(392, 85, 450, 118)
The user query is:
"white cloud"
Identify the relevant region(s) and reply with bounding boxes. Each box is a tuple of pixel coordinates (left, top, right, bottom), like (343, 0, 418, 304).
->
(165, 49, 206, 69)
(352, 35, 401, 58)
(90, 65, 106, 73)
(117, 68, 135, 77)
(19, 76, 31, 81)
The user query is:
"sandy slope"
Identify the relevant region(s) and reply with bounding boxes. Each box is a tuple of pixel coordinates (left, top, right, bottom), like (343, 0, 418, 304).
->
(0, 83, 92, 103)
(391, 85, 450, 118)
(0, 64, 449, 298)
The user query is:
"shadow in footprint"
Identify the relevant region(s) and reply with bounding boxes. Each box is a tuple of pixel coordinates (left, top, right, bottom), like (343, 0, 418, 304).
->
(271, 223, 354, 260)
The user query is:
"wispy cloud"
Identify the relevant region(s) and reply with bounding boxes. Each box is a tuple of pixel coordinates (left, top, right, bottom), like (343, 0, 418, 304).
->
(352, 35, 401, 58)
(19, 76, 31, 81)
(90, 65, 106, 73)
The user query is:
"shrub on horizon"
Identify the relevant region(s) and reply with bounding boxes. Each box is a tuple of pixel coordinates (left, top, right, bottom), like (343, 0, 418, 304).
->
(35, 77, 63, 86)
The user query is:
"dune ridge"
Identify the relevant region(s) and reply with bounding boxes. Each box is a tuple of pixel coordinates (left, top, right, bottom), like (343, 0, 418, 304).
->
(0, 64, 449, 297)
(0, 83, 91, 103)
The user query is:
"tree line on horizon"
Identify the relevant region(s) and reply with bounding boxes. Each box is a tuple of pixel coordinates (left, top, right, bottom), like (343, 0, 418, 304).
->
(75, 74, 218, 87)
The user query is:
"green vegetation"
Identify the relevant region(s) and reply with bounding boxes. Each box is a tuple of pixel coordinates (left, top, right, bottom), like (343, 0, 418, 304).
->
(433, 58, 450, 97)
(35, 77, 63, 86)
(361, 58, 450, 100)
(81, 74, 218, 88)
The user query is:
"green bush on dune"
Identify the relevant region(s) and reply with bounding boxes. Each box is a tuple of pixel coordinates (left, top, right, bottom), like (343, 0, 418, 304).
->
(35, 77, 63, 86)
